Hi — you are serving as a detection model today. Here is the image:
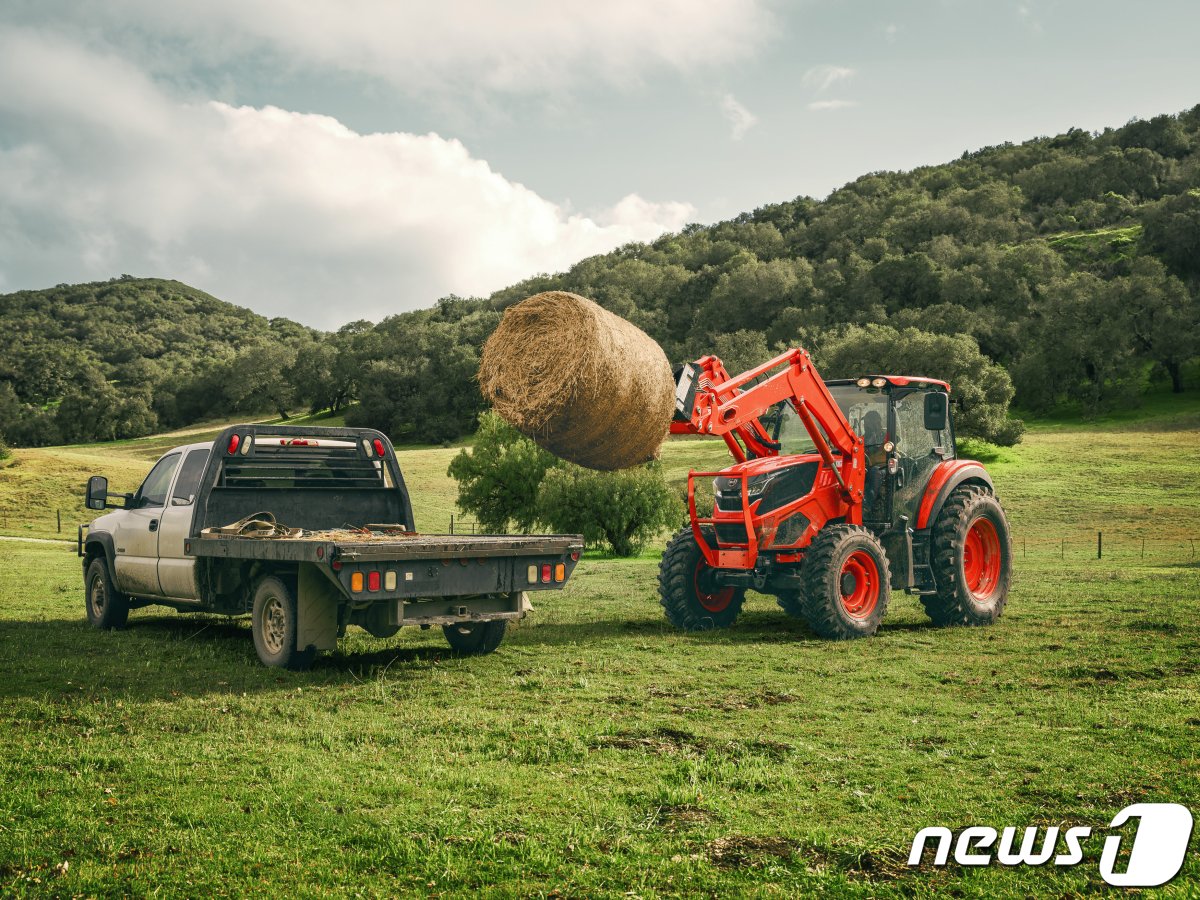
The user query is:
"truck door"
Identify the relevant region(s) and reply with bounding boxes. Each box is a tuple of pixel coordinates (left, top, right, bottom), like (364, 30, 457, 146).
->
(157, 447, 210, 600)
(112, 452, 180, 597)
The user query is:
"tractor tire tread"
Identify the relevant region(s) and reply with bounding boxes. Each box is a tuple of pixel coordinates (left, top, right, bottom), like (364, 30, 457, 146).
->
(922, 485, 1012, 627)
(798, 524, 890, 640)
(658, 526, 745, 631)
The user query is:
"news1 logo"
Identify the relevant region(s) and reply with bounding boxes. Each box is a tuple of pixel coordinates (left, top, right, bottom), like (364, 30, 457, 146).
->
(908, 803, 1194, 887)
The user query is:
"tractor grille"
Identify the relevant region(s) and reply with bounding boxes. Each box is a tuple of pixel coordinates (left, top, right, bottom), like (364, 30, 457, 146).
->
(714, 522, 749, 545)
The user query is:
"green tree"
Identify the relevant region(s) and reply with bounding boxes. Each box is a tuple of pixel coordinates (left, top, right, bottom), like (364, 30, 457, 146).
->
(446, 412, 557, 533)
(536, 462, 683, 557)
(817, 324, 1024, 445)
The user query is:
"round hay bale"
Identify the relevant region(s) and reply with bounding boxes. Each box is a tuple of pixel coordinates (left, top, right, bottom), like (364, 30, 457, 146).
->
(479, 291, 675, 471)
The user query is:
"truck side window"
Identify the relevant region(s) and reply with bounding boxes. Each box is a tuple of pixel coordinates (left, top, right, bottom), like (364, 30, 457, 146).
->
(137, 453, 181, 509)
(171, 450, 210, 506)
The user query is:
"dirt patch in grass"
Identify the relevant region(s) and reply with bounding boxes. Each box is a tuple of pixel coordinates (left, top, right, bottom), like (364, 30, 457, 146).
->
(593, 726, 707, 755)
(652, 804, 713, 831)
(705, 835, 796, 869)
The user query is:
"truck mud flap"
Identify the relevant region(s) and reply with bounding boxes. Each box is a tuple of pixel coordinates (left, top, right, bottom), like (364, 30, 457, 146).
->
(297, 563, 340, 652)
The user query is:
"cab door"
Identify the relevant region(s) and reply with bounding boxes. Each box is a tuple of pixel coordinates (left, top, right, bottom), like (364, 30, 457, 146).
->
(112, 452, 181, 597)
(890, 390, 952, 528)
(156, 447, 210, 600)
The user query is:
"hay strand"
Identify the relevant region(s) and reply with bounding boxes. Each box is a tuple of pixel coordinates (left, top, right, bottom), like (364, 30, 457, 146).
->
(479, 291, 675, 470)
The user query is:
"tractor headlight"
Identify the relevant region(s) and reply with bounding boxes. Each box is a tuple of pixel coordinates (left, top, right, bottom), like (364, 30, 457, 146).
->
(745, 472, 777, 498)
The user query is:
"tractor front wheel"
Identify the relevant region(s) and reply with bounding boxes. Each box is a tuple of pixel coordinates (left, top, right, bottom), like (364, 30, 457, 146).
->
(923, 486, 1012, 626)
(798, 525, 890, 639)
(658, 527, 745, 631)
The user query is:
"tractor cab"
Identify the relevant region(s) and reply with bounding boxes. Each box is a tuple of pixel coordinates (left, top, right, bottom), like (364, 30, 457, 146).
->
(774, 376, 955, 531)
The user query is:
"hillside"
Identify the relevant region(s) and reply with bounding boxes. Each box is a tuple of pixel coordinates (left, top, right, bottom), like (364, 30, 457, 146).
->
(2, 106, 1198, 449)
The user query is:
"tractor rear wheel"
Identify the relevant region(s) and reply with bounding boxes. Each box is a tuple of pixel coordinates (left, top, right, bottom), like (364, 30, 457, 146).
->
(923, 486, 1012, 626)
(658, 527, 745, 631)
(798, 525, 890, 639)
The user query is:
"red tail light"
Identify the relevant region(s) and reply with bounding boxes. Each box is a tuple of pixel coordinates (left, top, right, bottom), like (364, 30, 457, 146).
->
(570, 551, 580, 561)
(227, 434, 240, 454)
(541, 564, 551, 583)
(367, 571, 381, 592)
(373, 438, 385, 457)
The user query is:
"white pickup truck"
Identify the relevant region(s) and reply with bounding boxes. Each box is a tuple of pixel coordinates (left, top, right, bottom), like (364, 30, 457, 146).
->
(80, 424, 582, 668)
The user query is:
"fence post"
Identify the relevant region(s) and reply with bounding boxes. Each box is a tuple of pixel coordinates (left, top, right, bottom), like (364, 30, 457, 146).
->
(450, 514, 454, 535)
(1141, 537, 1145, 559)
(1097, 531, 1102, 560)
(57, 509, 62, 533)
(1022, 537, 1026, 558)
(1061, 538, 1065, 559)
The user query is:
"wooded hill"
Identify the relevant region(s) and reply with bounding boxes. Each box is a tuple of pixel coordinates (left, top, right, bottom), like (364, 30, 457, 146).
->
(2, 105, 1198, 448)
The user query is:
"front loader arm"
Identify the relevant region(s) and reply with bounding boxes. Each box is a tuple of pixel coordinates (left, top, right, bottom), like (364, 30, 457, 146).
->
(672, 349, 865, 507)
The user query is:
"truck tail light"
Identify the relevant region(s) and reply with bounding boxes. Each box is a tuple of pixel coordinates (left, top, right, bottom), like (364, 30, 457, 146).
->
(227, 434, 240, 454)
(384, 571, 397, 591)
(527, 565, 537, 583)
(240, 435, 253, 455)
(373, 439, 386, 457)
(570, 551, 580, 561)
(541, 564, 551, 584)
(362, 439, 375, 457)
(350, 572, 364, 592)
(367, 571, 381, 592)
(554, 563, 565, 582)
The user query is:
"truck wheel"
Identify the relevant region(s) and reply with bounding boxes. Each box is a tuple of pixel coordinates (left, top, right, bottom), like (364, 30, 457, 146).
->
(443, 620, 507, 655)
(252, 576, 316, 670)
(85, 558, 130, 630)
(658, 527, 745, 631)
(923, 486, 1012, 627)
(799, 525, 890, 639)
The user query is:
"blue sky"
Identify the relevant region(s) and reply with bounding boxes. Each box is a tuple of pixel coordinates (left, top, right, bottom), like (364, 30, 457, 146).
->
(1, 1, 1197, 327)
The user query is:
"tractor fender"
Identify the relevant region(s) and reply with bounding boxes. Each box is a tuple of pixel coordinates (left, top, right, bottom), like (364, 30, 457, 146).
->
(82, 532, 120, 587)
(915, 461, 994, 530)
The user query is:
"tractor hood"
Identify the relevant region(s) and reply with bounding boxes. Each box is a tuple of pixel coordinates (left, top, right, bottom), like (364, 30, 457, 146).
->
(714, 456, 822, 516)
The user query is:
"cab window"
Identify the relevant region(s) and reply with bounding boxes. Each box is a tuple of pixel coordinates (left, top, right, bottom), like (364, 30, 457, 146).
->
(171, 449, 210, 506)
(137, 453, 181, 509)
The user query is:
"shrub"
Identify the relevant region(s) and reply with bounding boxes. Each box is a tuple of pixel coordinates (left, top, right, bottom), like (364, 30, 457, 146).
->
(447, 412, 556, 533)
(536, 462, 683, 557)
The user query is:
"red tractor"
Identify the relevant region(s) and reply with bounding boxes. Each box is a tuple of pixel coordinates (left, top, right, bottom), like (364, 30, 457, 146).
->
(660, 348, 1012, 638)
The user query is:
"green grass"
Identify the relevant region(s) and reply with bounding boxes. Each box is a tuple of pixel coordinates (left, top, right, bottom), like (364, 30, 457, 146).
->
(1, 399, 1199, 895)
(1045, 224, 1142, 264)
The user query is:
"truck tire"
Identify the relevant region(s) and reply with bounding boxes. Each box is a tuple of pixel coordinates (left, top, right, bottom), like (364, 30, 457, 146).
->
(923, 486, 1012, 627)
(85, 557, 130, 630)
(658, 527, 745, 631)
(443, 620, 507, 655)
(252, 576, 316, 670)
(798, 525, 890, 639)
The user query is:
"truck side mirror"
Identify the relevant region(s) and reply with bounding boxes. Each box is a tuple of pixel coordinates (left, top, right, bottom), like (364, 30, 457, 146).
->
(86, 475, 109, 511)
(924, 392, 949, 432)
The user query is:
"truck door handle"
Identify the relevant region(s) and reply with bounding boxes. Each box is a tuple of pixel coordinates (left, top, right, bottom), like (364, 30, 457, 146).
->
(149, 519, 159, 532)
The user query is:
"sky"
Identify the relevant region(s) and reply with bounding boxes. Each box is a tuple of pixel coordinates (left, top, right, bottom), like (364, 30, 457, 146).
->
(1, 1, 1198, 328)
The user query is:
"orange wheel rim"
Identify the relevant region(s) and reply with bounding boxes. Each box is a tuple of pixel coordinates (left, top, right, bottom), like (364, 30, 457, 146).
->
(839, 550, 880, 619)
(963, 517, 1002, 602)
(694, 560, 735, 613)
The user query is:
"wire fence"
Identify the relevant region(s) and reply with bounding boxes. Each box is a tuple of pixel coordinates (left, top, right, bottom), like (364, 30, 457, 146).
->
(0, 508, 73, 535)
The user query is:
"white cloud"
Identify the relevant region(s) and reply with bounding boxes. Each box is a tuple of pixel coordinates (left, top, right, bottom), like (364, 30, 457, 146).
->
(15, 0, 773, 95)
(802, 64, 856, 93)
(0, 31, 695, 326)
(884, 23, 900, 43)
(718, 93, 758, 140)
(807, 99, 858, 111)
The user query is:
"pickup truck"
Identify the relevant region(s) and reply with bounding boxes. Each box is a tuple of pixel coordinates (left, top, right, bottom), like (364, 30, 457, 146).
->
(79, 424, 583, 668)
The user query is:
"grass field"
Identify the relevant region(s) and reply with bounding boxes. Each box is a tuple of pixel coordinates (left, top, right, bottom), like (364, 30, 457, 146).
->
(1, 398, 1198, 896)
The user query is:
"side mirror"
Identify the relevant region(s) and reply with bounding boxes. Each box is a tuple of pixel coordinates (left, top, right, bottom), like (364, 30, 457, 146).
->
(924, 392, 949, 432)
(86, 475, 109, 511)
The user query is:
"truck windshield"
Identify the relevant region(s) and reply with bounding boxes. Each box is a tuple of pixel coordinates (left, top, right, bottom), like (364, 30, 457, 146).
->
(772, 385, 889, 455)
